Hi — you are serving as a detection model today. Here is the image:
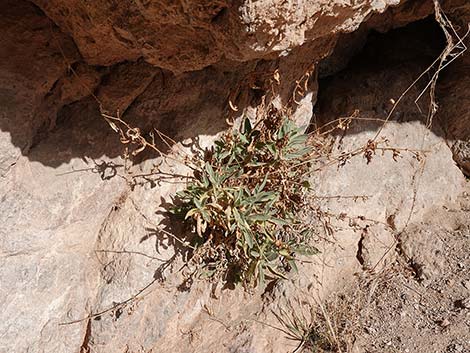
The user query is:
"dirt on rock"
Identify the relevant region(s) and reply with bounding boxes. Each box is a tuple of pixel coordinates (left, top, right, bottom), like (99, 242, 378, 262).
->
(317, 193, 470, 353)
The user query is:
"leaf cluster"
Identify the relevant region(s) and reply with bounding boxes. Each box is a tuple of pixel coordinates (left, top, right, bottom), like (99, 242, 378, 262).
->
(172, 110, 318, 286)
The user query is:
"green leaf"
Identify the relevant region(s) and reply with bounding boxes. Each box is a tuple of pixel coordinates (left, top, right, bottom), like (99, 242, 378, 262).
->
(292, 244, 320, 256)
(258, 174, 269, 193)
(246, 161, 268, 167)
(250, 213, 271, 222)
(205, 162, 217, 185)
(257, 191, 278, 203)
(215, 140, 225, 148)
(265, 250, 279, 262)
(278, 248, 292, 258)
(201, 173, 210, 188)
(246, 259, 258, 279)
(289, 134, 308, 146)
(234, 189, 243, 205)
(194, 198, 202, 209)
(270, 218, 289, 226)
(266, 262, 288, 279)
(229, 222, 237, 233)
(200, 209, 211, 223)
(218, 150, 231, 160)
(242, 228, 254, 249)
(185, 208, 199, 219)
(250, 250, 260, 258)
(233, 207, 242, 224)
(265, 143, 277, 156)
(288, 259, 298, 273)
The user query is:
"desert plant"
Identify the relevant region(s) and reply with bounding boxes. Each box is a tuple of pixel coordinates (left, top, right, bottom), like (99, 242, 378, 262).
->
(172, 107, 318, 286)
(272, 303, 325, 353)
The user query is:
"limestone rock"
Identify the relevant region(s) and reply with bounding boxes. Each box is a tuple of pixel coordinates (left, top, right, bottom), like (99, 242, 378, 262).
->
(1, 0, 469, 352)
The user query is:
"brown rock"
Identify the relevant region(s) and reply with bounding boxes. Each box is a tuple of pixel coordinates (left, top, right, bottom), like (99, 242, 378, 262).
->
(31, 0, 416, 72)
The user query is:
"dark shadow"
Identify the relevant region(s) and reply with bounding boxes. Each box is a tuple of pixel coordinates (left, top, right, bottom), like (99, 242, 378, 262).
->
(139, 195, 198, 290)
(0, 0, 323, 169)
(0, 1, 247, 168)
(14, 63, 258, 168)
(313, 15, 467, 143)
(55, 159, 124, 180)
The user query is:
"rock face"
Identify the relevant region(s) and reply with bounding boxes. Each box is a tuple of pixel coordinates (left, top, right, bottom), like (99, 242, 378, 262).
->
(0, 0, 469, 352)
(31, 0, 405, 72)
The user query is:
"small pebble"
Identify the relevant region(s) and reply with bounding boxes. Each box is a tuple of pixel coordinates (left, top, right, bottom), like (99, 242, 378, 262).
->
(439, 318, 450, 327)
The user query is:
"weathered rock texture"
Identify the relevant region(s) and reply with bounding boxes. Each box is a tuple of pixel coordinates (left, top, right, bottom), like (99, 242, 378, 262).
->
(30, 0, 414, 72)
(0, 0, 469, 352)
